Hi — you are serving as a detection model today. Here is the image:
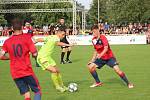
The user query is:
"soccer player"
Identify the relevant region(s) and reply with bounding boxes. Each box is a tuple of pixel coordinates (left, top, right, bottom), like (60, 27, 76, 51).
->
(56, 18, 72, 64)
(22, 20, 40, 67)
(34, 29, 72, 92)
(0, 17, 41, 100)
(87, 25, 134, 88)
(23, 20, 34, 37)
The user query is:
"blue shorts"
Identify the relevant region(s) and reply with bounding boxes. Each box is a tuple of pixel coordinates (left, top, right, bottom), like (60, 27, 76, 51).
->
(93, 57, 118, 69)
(14, 75, 41, 95)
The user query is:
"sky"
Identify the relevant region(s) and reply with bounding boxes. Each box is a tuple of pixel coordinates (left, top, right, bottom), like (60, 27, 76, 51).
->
(76, 0, 92, 9)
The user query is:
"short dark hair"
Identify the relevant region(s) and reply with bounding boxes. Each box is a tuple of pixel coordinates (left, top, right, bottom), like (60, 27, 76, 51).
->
(11, 18, 23, 30)
(91, 25, 99, 31)
(4, 14, 23, 30)
(60, 17, 65, 20)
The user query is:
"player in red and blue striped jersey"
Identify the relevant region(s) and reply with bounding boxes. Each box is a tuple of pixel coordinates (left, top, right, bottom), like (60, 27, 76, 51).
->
(87, 25, 134, 88)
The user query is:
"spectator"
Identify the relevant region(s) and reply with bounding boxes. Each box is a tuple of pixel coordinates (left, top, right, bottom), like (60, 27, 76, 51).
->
(146, 28, 150, 44)
(49, 23, 55, 35)
(0, 25, 3, 36)
(23, 21, 33, 37)
(2, 26, 9, 36)
(43, 25, 49, 35)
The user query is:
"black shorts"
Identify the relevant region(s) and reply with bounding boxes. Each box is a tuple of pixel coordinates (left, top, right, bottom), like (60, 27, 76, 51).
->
(14, 75, 41, 95)
(60, 40, 70, 49)
(93, 57, 119, 69)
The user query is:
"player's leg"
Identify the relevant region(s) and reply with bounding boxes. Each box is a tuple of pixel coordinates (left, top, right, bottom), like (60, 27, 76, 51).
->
(37, 57, 66, 92)
(46, 66, 66, 92)
(60, 47, 66, 64)
(46, 66, 67, 90)
(57, 72, 68, 90)
(107, 58, 134, 88)
(38, 58, 61, 89)
(24, 92, 31, 100)
(14, 78, 31, 100)
(66, 47, 72, 63)
(35, 57, 40, 67)
(113, 65, 134, 88)
(25, 75, 41, 100)
(87, 59, 104, 87)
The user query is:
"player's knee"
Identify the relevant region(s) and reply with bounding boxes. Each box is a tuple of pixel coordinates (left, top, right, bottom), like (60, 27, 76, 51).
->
(87, 64, 92, 69)
(113, 65, 120, 72)
(51, 69, 58, 73)
(68, 47, 72, 51)
(46, 66, 59, 73)
(87, 64, 96, 72)
(24, 92, 30, 98)
(90, 67, 96, 73)
(114, 68, 122, 74)
(53, 67, 59, 73)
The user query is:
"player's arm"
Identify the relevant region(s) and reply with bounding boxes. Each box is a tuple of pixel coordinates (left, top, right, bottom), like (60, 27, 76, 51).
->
(28, 38, 38, 57)
(0, 49, 9, 60)
(32, 52, 38, 58)
(97, 45, 108, 59)
(56, 42, 73, 47)
(88, 51, 97, 64)
(32, 37, 44, 44)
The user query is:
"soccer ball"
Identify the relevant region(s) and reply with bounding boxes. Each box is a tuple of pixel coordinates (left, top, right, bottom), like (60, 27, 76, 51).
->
(68, 83, 78, 92)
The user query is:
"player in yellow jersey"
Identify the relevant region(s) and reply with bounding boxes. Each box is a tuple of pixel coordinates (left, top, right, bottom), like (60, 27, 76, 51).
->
(34, 29, 72, 92)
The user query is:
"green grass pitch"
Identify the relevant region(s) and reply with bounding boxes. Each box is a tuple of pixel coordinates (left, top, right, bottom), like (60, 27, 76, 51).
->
(0, 45, 150, 100)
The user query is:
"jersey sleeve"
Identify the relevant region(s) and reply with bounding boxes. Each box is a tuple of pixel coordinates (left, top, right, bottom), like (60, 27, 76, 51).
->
(54, 36, 60, 42)
(50, 35, 60, 42)
(101, 35, 109, 46)
(44, 36, 50, 42)
(27, 37, 37, 54)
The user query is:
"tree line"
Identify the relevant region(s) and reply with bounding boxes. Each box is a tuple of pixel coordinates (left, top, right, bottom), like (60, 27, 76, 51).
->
(88, 0, 150, 25)
(0, 0, 150, 26)
(0, 2, 81, 26)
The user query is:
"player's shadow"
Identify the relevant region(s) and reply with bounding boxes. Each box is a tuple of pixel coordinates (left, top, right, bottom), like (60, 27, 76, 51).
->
(72, 59, 82, 63)
(54, 96, 66, 100)
(65, 79, 90, 86)
(104, 78, 125, 86)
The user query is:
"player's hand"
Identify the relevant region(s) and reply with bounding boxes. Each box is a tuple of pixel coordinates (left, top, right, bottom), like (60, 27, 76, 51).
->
(69, 44, 73, 47)
(88, 61, 92, 65)
(69, 42, 77, 46)
(96, 54, 101, 59)
(69, 43, 75, 47)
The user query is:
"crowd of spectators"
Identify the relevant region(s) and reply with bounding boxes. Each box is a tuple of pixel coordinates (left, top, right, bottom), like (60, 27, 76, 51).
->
(0, 22, 150, 36)
(87, 22, 150, 44)
(96, 22, 150, 35)
(0, 22, 150, 43)
(0, 23, 76, 36)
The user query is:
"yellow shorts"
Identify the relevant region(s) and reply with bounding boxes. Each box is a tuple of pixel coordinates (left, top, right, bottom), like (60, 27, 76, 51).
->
(37, 57, 56, 70)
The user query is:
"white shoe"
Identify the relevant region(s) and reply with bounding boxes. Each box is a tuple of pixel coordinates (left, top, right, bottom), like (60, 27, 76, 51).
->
(90, 82, 103, 88)
(128, 83, 134, 89)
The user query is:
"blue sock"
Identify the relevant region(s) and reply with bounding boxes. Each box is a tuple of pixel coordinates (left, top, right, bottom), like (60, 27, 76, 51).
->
(34, 93, 41, 100)
(90, 70, 100, 83)
(119, 72, 129, 85)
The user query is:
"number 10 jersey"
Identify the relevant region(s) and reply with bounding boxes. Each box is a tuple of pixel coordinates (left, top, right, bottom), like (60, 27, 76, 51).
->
(2, 34, 37, 79)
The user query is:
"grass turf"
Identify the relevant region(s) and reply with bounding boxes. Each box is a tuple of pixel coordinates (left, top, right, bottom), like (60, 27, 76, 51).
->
(0, 45, 150, 100)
